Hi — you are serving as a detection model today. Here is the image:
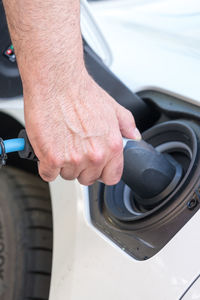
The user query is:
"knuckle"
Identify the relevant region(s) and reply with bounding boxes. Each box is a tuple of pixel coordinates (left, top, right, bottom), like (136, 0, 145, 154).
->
(109, 138, 123, 153)
(104, 176, 121, 186)
(112, 177, 121, 185)
(46, 153, 64, 169)
(125, 109, 135, 124)
(70, 153, 82, 166)
(105, 171, 122, 185)
(87, 181, 95, 186)
(78, 174, 99, 186)
(60, 166, 77, 180)
(116, 163, 123, 178)
(88, 150, 104, 165)
(103, 163, 123, 186)
(78, 177, 88, 186)
(78, 178, 94, 186)
(60, 172, 75, 181)
(127, 109, 133, 118)
(39, 171, 54, 182)
(87, 176, 99, 185)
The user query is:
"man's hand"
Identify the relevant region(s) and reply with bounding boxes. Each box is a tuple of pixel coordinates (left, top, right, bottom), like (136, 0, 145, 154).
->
(3, 0, 141, 185)
(24, 70, 141, 185)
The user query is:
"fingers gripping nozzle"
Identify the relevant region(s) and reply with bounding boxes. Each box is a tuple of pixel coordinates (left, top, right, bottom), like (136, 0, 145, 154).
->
(122, 140, 182, 207)
(17, 130, 182, 207)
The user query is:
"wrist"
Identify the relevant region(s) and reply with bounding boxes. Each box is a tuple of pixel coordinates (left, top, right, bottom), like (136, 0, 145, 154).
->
(22, 61, 90, 103)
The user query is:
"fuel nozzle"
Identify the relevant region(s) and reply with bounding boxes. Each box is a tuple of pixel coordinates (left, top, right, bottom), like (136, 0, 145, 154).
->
(122, 140, 183, 208)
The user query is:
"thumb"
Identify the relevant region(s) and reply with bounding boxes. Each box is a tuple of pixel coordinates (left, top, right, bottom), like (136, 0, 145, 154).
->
(116, 105, 142, 140)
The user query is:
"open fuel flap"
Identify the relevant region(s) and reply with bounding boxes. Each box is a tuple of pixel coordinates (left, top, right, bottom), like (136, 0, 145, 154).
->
(89, 90, 200, 260)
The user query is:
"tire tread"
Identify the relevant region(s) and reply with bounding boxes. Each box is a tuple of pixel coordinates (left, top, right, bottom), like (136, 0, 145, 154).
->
(1, 167, 52, 300)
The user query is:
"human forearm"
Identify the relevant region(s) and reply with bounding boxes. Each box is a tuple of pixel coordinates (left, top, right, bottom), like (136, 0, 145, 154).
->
(2, 0, 84, 91)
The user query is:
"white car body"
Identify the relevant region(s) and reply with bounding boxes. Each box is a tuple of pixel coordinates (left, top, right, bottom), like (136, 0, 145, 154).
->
(1, 1, 200, 299)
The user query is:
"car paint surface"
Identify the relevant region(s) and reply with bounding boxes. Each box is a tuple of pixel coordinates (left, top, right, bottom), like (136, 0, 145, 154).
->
(181, 276, 200, 300)
(89, 0, 200, 103)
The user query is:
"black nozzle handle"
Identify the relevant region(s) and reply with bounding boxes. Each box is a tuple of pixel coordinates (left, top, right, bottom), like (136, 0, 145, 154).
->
(18, 129, 38, 161)
(122, 139, 182, 206)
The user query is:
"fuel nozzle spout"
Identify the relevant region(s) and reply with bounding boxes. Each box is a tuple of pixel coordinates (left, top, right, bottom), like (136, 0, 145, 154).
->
(122, 140, 183, 207)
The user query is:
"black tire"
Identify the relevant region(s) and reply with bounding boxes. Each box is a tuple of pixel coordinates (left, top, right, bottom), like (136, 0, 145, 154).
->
(0, 166, 53, 300)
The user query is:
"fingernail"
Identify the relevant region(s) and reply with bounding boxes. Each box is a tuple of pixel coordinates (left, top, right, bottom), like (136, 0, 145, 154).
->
(133, 128, 142, 141)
